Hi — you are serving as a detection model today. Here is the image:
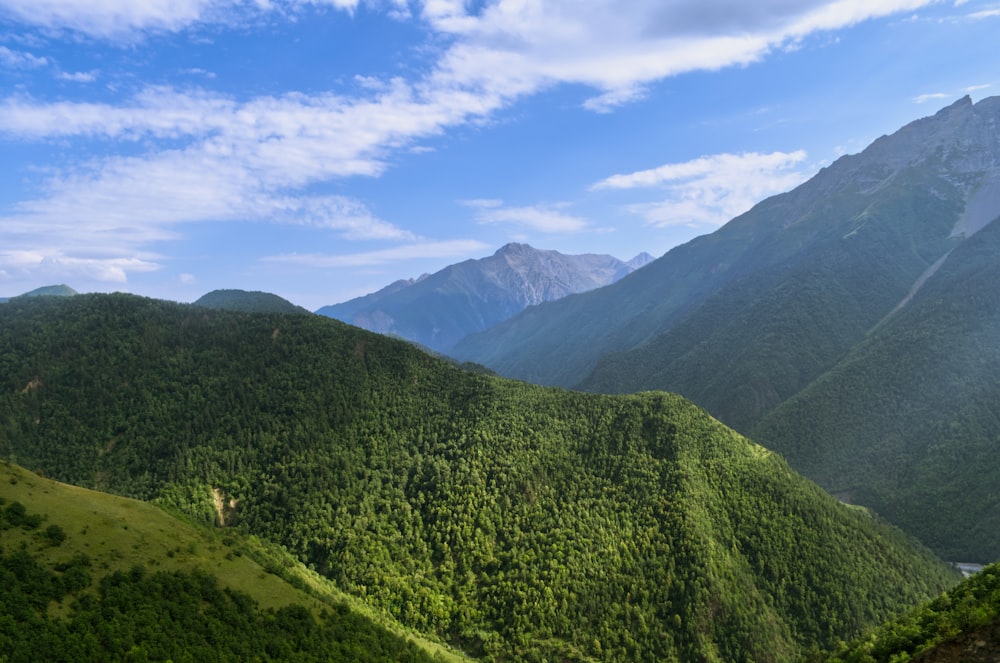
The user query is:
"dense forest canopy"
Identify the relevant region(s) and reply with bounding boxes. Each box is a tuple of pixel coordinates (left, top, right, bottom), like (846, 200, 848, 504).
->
(0, 294, 959, 661)
(826, 562, 1000, 663)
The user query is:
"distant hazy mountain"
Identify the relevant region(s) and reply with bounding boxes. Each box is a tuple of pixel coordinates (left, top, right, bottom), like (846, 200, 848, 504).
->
(194, 289, 311, 315)
(452, 96, 1000, 561)
(317, 243, 653, 352)
(0, 284, 77, 303)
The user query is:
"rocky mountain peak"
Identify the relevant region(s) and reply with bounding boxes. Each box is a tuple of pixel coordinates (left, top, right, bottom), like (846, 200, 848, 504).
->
(318, 243, 650, 352)
(861, 95, 1000, 180)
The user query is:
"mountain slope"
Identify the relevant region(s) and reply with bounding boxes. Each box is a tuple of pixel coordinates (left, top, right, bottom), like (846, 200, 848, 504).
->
(318, 243, 653, 352)
(750, 216, 1000, 562)
(0, 284, 78, 303)
(450, 97, 1000, 561)
(0, 293, 958, 661)
(452, 96, 997, 403)
(826, 563, 1000, 663)
(0, 460, 456, 662)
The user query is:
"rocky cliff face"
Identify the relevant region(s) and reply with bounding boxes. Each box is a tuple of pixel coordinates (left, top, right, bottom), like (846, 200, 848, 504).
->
(316, 243, 652, 351)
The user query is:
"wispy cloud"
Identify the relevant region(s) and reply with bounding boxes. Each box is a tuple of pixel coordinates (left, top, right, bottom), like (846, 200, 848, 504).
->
(964, 83, 993, 93)
(913, 92, 951, 104)
(262, 239, 489, 267)
(594, 151, 810, 227)
(0, 45, 49, 68)
(0, 249, 160, 284)
(0, 0, 940, 284)
(914, 83, 993, 104)
(0, 0, 235, 39)
(463, 199, 590, 233)
(57, 70, 98, 83)
(967, 7, 1000, 20)
(422, 0, 939, 111)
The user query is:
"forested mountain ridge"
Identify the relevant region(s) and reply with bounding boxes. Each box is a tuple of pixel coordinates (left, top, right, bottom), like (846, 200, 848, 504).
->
(0, 293, 959, 661)
(317, 242, 653, 353)
(450, 96, 1000, 562)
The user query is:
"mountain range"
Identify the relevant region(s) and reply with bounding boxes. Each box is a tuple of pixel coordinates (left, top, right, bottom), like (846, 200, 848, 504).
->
(450, 95, 1000, 562)
(317, 243, 653, 352)
(0, 293, 959, 661)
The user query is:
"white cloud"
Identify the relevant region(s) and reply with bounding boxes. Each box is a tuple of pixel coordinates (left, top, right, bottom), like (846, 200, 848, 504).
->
(0, 75, 499, 281)
(57, 70, 98, 82)
(422, 0, 938, 111)
(0, 0, 212, 37)
(463, 200, 590, 233)
(459, 198, 503, 208)
(0, 250, 160, 283)
(181, 67, 217, 79)
(968, 7, 1000, 19)
(0, 0, 939, 283)
(263, 239, 489, 267)
(913, 92, 950, 103)
(0, 45, 49, 68)
(0, 0, 375, 39)
(594, 151, 810, 227)
(0, 0, 226, 38)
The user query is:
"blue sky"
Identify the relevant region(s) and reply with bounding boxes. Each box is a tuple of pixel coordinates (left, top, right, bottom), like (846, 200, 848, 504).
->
(1, 0, 998, 309)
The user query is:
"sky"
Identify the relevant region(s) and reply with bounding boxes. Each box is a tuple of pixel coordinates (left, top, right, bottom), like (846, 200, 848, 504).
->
(1, 0, 998, 310)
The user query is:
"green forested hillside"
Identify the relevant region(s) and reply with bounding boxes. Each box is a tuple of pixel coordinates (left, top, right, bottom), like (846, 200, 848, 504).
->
(0, 294, 959, 661)
(0, 461, 449, 662)
(826, 563, 1000, 663)
(751, 214, 1000, 563)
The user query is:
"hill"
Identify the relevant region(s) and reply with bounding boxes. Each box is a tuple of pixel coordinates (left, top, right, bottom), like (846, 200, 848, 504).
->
(0, 293, 959, 661)
(0, 284, 77, 303)
(825, 563, 1000, 663)
(317, 243, 653, 353)
(194, 288, 312, 315)
(0, 460, 456, 662)
(449, 96, 1000, 561)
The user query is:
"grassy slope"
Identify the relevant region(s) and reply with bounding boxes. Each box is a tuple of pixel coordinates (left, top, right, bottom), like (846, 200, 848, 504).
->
(0, 460, 468, 662)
